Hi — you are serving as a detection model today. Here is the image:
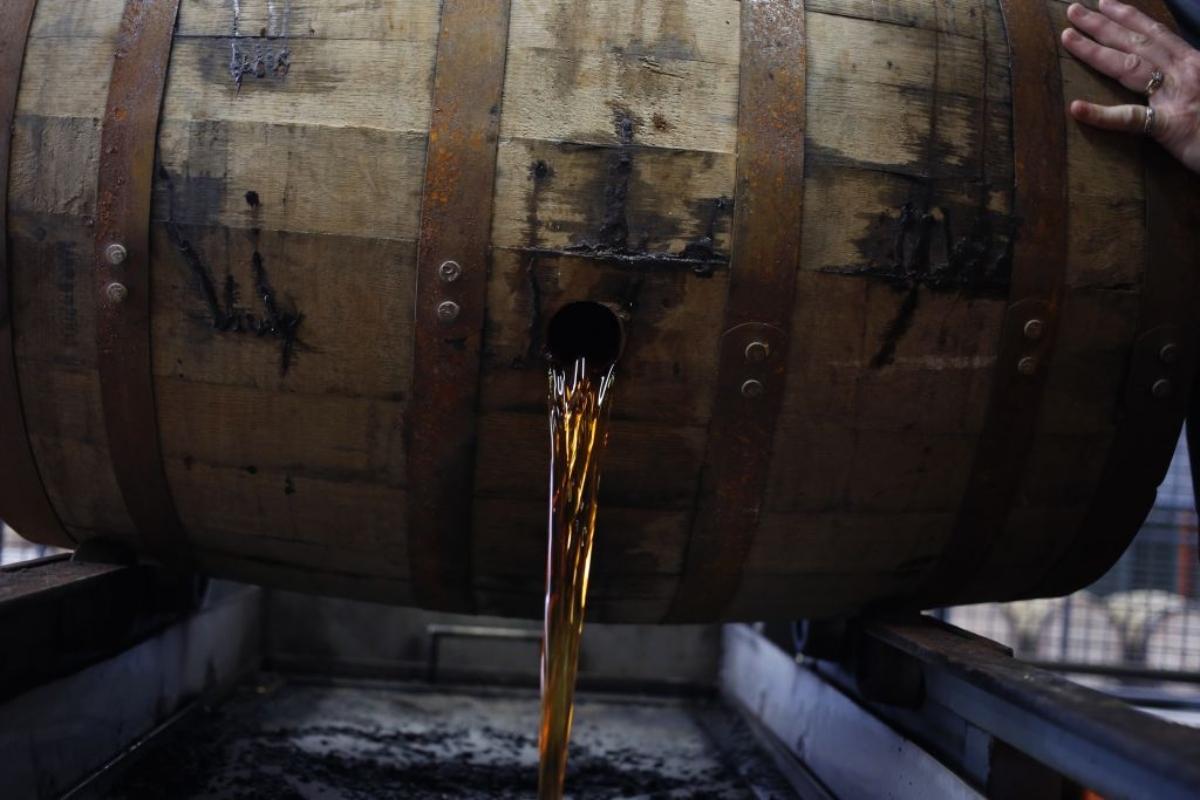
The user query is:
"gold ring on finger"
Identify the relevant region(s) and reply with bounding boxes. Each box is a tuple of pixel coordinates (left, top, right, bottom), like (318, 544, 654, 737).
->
(1146, 69, 1165, 96)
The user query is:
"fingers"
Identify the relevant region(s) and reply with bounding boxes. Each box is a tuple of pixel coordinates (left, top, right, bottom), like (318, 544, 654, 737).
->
(1061, 28, 1155, 92)
(1069, 99, 1151, 135)
(1096, 0, 1192, 62)
(1067, 3, 1177, 70)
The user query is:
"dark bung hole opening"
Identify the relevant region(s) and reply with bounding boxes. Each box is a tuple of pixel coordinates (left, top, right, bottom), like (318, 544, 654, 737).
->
(545, 301, 623, 368)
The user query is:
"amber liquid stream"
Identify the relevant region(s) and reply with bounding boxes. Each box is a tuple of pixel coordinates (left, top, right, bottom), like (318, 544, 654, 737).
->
(538, 358, 616, 800)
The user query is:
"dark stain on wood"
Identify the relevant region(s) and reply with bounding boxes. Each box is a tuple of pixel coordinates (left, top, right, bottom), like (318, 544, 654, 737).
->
(165, 223, 304, 375)
(559, 106, 731, 271)
(870, 285, 920, 369)
(832, 191, 1012, 369)
(521, 159, 553, 364)
(244, 190, 261, 208)
(828, 38, 1013, 369)
(251, 250, 303, 375)
(525, 260, 545, 365)
(829, 197, 1012, 296)
(229, 43, 291, 89)
(817, 8, 1014, 369)
(53, 239, 80, 344)
(228, 0, 292, 90)
(597, 104, 638, 249)
(158, 167, 226, 230)
(679, 196, 732, 276)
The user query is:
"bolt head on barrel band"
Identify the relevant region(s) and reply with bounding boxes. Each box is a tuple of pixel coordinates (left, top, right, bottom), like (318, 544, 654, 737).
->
(105, 282, 129, 304)
(1023, 319, 1045, 341)
(1151, 378, 1173, 400)
(438, 260, 462, 283)
(1017, 356, 1038, 376)
(740, 379, 766, 399)
(105, 242, 128, 266)
(744, 340, 771, 364)
(436, 300, 461, 324)
(1159, 343, 1179, 365)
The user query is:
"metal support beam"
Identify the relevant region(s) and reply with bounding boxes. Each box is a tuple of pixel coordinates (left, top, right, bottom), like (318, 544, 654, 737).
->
(0, 554, 202, 700)
(0, 580, 261, 799)
(816, 616, 1200, 800)
(720, 624, 983, 800)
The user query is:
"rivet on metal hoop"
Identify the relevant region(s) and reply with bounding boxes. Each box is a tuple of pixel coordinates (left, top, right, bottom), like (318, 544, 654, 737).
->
(438, 260, 462, 283)
(1159, 343, 1179, 365)
(1023, 319, 1045, 341)
(745, 340, 771, 364)
(105, 242, 128, 266)
(1017, 356, 1038, 376)
(436, 300, 461, 324)
(741, 379, 765, 399)
(105, 282, 129, 304)
(1151, 379, 1173, 400)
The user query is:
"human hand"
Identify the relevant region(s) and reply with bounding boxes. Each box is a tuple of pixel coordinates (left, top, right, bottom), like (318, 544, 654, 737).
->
(1061, 0, 1200, 173)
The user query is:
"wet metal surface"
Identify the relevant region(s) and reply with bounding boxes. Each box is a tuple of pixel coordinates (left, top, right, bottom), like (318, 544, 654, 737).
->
(104, 677, 792, 799)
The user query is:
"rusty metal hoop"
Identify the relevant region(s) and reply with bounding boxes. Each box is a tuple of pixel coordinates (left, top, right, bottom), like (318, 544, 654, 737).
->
(407, 0, 515, 613)
(664, 0, 808, 623)
(94, 0, 188, 564)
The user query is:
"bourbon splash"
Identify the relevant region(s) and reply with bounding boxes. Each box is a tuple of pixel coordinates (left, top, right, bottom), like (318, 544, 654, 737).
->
(538, 356, 616, 799)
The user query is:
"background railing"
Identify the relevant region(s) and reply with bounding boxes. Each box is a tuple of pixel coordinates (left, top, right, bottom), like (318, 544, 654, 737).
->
(944, 433, 1200, 685)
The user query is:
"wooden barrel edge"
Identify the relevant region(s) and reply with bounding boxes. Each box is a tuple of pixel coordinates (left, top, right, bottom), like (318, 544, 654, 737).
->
(902, 0, 1070, 609)
(407, 0, 515, 613)
(94, 0, 190, 564)
(1023, 0, 1200, 598)
(0, 0, 74, 548)
(664, 0, 808, 623)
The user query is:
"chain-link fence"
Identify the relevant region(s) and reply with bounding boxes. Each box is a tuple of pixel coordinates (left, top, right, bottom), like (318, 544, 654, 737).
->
(945, 432, 1200, 683)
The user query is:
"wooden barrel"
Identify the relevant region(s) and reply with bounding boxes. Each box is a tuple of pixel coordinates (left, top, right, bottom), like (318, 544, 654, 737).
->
(3, 0, 1199, 623)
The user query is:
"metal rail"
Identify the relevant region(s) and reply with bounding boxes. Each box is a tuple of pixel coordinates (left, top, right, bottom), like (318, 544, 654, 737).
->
(805, 616, 1200, 799)
(425, 623, 541, 683)
(0, 551, 202, 700)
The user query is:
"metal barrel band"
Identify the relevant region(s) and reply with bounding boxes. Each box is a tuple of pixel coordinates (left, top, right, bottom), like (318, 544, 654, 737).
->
(406, 0, 514, 613)
(1026, 0, 1200, 597)
(0, 0, 74, 548)
(908, 0, 1069, 608)
(95, 0, 189, 566)
(664, 0, 807, 623)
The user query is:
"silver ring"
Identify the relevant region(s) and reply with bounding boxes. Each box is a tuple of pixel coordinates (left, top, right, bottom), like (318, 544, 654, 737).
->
(1143, 105, 1156, 136)
(1146, 69, 1165, 96)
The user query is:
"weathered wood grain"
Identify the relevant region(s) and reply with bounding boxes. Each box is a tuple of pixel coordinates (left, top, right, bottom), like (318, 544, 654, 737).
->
(149, 224, 416, 396)
(806, 0, 999, 39)
(490, 138, 736, 255)
(161, 38, 436, 132)
(5, 0, 1192, 622)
